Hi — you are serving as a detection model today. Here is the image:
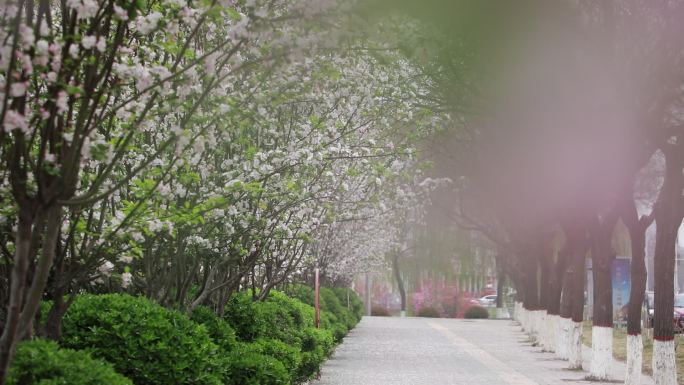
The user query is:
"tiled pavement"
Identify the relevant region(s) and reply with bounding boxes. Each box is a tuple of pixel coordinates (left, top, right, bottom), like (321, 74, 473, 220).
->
(313, 316, 654, 385)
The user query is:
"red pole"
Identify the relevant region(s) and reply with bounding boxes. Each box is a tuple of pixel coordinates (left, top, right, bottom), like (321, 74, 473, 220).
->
(315, 268, 321, 329)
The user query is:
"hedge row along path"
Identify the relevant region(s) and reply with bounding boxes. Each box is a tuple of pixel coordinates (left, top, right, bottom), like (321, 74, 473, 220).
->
(313, 317, 655, 385)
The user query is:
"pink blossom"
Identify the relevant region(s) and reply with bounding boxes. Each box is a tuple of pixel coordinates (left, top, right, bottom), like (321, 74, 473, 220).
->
(56, 91, 68, 114)
(96, 37, 107, 52)
(9, 82, 26, 97)
(19, 24, 35, 49)
(68, 44, 79, 58)
(3, 110, 29, 134)
(113, 5, 128, 20)
(81, 35, 96, 50)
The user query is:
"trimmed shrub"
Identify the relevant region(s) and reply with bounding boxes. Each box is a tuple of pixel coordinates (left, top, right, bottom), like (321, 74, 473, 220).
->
(371, 305, 390, 316)
(190, 305, 238, 353)
(252, 338, 302, 375)
(298, 327, 334, 380)
(284, 284, 315, 306)
(8, 339, 132, 385)
(60, 294, 223, 385)
(464, 305, 490, 319)
(224, 291, 305, 347)
(223, 292, 265, 342)
(264, 290, 315, 330)
(320, 289, 352, 327)
(330, 287, 364, 322)
(224, 343, 290, 385)
(416, 306, 441, 318)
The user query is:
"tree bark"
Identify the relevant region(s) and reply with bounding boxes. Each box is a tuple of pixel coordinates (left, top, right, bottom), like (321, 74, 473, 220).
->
(621, 196, 652, 385)
(564, 220, 589, 369)
(392, 252, 407, 316)
(589, 213, 617, 379)
(651, 146, 684, 385)
(0, 207, 35, 384)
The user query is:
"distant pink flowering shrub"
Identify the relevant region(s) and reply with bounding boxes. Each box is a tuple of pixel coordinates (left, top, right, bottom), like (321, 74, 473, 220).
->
(412, 280, 461, 317)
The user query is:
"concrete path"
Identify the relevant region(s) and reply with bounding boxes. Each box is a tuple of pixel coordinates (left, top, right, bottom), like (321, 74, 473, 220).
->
(313, 316, 654, 385)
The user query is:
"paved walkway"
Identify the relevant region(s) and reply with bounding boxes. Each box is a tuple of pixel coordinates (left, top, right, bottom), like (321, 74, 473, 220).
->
(313, 316, 654, 385)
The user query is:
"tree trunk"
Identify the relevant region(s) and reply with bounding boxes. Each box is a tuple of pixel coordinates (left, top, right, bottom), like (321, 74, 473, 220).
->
(495, 255, 506, 319)
(652, 148, 684, 385)
(392, 252, 407, 317)
(566, 222, 588, 369)
(545, 247, 566, 354)
(557, 262, 573, 361)
(0, 208, 35, 384)
(589, 214, 616, 380)
(522, 252, 541, 337)
(538, 247, 552, 350)
(622, 196, 651, 385)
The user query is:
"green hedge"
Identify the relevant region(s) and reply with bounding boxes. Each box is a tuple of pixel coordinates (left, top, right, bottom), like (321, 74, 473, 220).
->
(416, 306, 441, 318)
(251, 338, 302, 376)
(49, 287, 362, 385)
(329, 287, 364, 321)
(190, 305, 238, 353)
(224, 291, 303, 348)
(224, 343, 290, 385)
(285, 285, 362, 341)
(60, 294, 223, 385)
(8, 339, 132, 385)
(464, 305, 489, 319)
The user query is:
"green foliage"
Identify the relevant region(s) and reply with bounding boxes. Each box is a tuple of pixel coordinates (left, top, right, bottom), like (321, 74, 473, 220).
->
(223, 292, 264, 341)
(223, 289, 358, 381)
(464, 305, 490, 319)
(190, 305, 238, 353)
(298, 327, 334, 380)
(60, 294, 223, 385)
(224, 291, 303, 347)
(265, 291, 315, 328)
(416, 306, 441, 318)
(329, 287, 364, 321)
(7, 339, 132, 385)
(224, 343, 290, 385)
(286, 285, 362, 341)
(251, 338, 302, 375)
(284, 284, 315, 306)
(320, 288, 354, 330)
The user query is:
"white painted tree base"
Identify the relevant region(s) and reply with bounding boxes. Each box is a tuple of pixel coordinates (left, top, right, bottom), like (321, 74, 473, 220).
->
(539, 310, 548, 348)
(653, 339, 677, 385)
(496, 307, 510, 319)
(568, 321, 583, 369)
(625, 334, 642, 385)
(400, 310, 406, 317)
(546, 314, 558, 352)
(557, 317, 570, 360)
(531, 310, 542, 341)
(590, 326, 613, 380)
(514, 302, 521, 322)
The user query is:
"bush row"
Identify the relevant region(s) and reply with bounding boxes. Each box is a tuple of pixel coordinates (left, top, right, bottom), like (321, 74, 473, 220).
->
(9, 287, 363, 385)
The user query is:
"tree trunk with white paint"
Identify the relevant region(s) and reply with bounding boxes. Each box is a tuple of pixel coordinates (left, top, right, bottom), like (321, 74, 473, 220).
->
(590, 326, 613, 380)
(625, 334, 643, 385)
(589, 212, 616, 380)
(653, 339, 677, 385)
(620, 192, 651, 385)
(563, 219, 588, 370)
(557, 258, 573, 360)
(557, 317, 570, 360)
(651, 147, 683, 385)
(568, 321, 583, 369)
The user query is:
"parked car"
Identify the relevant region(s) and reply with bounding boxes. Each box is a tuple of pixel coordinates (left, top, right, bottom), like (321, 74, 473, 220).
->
(645, 291, 654, 326)
(645, 291, 684, 333)
(478, 294, 497, 307)
(674, 294, 684, 333)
